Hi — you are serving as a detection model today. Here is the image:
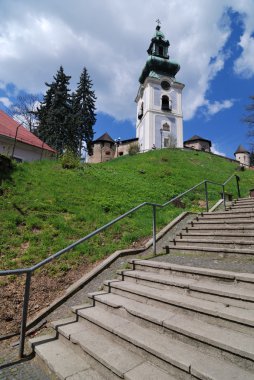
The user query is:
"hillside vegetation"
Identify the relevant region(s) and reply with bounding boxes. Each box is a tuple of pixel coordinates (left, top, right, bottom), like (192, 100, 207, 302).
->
(1, 148, 254, 274)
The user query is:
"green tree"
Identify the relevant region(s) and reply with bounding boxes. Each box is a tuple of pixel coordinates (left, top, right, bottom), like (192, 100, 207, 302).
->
(244, 95, 254, 143)
(36, 66, 78, 154)
(72, 67, 96, 156)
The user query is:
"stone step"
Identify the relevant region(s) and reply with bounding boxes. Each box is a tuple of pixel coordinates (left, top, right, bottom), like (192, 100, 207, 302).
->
(176, 232, 254, 241)
(74, 306, 253, 379)
(186, 225, 254, 231)
(117, 269, 254, 307)
(30, 334, 106, 380)
(170, 238, 254, 249)
(199, 211, 254, 218)
(229, 205, 254, 211)
(87, 292, 254, 369)
(55, 315, 187, 379)
(166, 244, 254, 257)
(130, 260, 254, 286)
(188, 219, 254, 226)
(196, 213, 254, 220)
(51, 317, 173, 380)
(104, 280, 254, 334)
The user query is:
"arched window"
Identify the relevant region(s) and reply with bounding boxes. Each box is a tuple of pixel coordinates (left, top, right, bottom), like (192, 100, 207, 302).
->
(161, 95, 172, 111)
(162, 122, 170, 131)
(138, 102, 143, 120)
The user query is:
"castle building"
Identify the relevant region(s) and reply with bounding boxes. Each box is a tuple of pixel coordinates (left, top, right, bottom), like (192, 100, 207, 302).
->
(135, 23, 184, 151)
(184, 135, 211, 152)
(234, 144, 250, 167)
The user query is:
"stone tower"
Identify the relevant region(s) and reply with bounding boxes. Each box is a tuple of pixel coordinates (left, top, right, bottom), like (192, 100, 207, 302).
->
(135, 23, 184, 151)
(234, 144, 250, 167)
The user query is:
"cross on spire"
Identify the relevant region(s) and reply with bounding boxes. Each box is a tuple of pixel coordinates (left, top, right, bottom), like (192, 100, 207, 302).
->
(156, 19, 161, 26)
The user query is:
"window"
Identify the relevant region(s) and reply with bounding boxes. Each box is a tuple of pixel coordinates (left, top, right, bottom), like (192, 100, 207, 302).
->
(164, 138, 170, 148)
(162, 122, 170, 131)
(161, 95, 172, 111)
(105, 151, 111, 156)
(158, 46, 164, 56)
(138, 102, 143, 120)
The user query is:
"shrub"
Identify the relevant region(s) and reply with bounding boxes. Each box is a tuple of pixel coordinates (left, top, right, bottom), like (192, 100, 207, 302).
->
(61, 150, 80, 169)
(128, 142, 140, 156)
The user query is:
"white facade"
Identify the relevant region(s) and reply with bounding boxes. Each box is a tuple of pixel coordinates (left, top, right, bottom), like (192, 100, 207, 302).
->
(235, 152, 250, 167)
(0, 135, 55, 162)
(136, 77, 184, 151)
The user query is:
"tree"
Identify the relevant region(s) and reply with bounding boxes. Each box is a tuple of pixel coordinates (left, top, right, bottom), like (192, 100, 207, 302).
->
(244, 95, 254, 142)
(72, 67, 96, 156)
(9, 93, 40, 132)
(36, 66, 79, 154)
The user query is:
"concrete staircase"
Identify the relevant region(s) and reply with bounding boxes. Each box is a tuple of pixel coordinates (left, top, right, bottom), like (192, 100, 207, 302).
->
(30, 197, 254, 379)
(167, 197, 254, 256)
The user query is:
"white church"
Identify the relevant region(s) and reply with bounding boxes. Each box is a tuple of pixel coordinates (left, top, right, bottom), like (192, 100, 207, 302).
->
(88, 24, 249, 167)
(88, 23, 184, 163)
(135, 23, 184, 151)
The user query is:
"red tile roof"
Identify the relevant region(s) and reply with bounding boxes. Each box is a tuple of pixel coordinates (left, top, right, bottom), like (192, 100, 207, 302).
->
(0, 110, 56, 153)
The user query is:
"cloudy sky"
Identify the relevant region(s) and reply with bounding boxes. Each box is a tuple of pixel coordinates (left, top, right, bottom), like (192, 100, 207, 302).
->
(0, 0, 254, 158)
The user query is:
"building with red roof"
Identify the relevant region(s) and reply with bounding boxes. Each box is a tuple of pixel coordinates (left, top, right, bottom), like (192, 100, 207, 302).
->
(0, 110, 56, 162)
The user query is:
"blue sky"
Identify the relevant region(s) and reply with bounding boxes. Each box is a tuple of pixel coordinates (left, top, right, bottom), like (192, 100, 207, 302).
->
(0, 1, 254, 158)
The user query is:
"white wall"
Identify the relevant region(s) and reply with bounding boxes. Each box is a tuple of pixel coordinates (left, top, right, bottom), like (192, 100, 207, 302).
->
(0, 135, 54, 162)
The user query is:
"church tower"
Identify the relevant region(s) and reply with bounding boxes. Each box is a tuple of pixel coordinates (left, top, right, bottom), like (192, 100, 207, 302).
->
(135, 22, 184, 151)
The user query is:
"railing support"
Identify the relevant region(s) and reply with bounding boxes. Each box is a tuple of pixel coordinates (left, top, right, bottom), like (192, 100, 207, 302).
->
(222, 184, 226, 210)
(236, 175, 241, 198)
(19, 271, 32, 358)
(152, 205, 157, 255)
(204, 181, 209, 212)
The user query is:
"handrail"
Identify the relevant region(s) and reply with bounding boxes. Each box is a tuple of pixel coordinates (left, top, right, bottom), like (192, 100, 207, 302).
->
(0, 173, 241, 357)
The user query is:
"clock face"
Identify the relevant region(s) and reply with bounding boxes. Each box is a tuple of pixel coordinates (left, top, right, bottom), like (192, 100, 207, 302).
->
(161, 81, 170, 90)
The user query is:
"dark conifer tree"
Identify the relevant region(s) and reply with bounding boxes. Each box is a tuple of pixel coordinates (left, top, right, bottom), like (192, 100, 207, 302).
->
(37, 66, 78, 154)
(72, 67, 96, 156)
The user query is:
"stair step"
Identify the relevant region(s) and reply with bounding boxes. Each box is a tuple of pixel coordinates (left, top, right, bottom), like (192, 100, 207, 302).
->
(75, 306, 253, 379)
(30, 335, 106, 380)
(131, 260, 254, 284)
(188, 219, 254, 225)
(177, 232, 254, 240)
(170, 238, 254, 249)
(197, 214, 254, 220)
(119, 269, 254, 304)
(188, 225, 254, 231)
(55, 320, 147, 378)
(167, 244, 254, 256)
(89, 292, 254, 364)
(104, 280, 254, 331)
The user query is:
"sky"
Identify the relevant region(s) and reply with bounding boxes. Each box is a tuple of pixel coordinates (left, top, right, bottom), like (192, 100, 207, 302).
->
(0, 0, 254, 158)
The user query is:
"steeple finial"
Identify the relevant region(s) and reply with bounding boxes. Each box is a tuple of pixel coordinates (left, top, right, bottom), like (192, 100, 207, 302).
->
(156, 19, 161, 30)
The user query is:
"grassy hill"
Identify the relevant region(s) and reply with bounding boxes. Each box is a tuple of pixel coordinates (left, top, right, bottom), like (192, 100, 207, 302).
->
(1, 148, 254, 274)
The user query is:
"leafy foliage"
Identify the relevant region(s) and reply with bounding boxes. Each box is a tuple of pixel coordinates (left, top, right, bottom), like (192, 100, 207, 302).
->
(61, 150, 80, 169)
(36, 66, 96, 156)
(244, 95, 254, 145)
(72, 67, 96, 156)
(128, 142, 140, 155)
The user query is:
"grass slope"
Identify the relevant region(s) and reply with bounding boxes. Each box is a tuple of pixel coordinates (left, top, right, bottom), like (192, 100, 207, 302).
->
(1, 149, 254, 274)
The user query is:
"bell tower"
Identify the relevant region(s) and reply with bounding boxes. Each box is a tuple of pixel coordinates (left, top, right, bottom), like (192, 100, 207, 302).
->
(135, 22, 184, 151)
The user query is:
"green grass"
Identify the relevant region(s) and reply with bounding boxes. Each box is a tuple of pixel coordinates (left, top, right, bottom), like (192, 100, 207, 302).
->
(0, 148, 254, 273)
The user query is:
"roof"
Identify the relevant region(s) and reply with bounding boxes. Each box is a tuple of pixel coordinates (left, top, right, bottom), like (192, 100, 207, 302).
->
(184, 135, 212, 147)
(0, 110, 56, 152)
(121, 137, 139, 144)
(234, 144, 250, 155)
(93, 132, 115, 144)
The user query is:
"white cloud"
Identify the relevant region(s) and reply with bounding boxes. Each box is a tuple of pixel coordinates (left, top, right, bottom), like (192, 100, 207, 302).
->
(204, 99, 235, 116)
(211, 144, 226, 157)
(0, 0, 253, 122)
(0, 97, 12, 107)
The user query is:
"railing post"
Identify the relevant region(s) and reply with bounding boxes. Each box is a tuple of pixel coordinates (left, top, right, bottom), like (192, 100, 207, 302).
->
(222, 185, 226, 210)
(152, 205, 157, 255)
(19, 271, 32, 358)
(236, 175, 241, 199)
(204, 181, 209, 212)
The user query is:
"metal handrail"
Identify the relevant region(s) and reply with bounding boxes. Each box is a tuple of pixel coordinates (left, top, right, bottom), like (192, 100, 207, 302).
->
(0, 173, 241, 357)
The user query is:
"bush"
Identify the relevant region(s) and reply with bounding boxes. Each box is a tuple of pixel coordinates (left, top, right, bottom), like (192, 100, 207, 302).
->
(0, 154, 13, 185)
(61, 150, 80, 169)
(128, 142, 140, 156)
